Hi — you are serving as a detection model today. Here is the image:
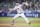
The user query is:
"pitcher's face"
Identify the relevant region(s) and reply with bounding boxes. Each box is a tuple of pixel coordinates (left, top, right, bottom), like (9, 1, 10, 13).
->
(16, 3, 19, 6)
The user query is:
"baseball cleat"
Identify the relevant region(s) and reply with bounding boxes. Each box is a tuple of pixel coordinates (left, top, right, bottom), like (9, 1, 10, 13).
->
(11, 24, 14, 25)
(28, 22, 31, 25)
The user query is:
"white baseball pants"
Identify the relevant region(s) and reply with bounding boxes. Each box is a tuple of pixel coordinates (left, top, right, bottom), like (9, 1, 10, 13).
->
(13, 13, 29, 23)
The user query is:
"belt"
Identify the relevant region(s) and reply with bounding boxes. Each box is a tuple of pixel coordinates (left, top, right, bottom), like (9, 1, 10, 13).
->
(19, 12, 23, 14)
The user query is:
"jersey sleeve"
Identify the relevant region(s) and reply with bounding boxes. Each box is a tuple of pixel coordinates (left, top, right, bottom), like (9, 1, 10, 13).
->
(13, 6, 16, 10)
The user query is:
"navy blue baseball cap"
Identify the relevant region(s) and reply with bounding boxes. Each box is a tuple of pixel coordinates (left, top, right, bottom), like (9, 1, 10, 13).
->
(16, 2, 19, 3)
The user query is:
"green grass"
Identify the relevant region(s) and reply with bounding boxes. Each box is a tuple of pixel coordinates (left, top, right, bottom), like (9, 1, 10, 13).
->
(0, 17, 40, 26)
(0, 17, 40, 21)
(15, 23, 40, 26)
(0, 23, 40, 26)
(0, 17, 12, 21)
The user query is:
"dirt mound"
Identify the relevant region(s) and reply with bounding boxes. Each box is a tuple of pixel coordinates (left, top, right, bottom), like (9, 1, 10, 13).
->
(0, 25, 33, 27)
(0, 21, 40, 24)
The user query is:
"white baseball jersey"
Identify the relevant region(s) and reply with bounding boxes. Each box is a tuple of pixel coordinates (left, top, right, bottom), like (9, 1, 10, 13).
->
(12, 4, 30, 24)
(14, 4, 24, 14)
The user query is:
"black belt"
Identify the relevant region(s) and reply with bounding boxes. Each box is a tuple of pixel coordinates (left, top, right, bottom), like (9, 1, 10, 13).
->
(19, 12, 23, 14)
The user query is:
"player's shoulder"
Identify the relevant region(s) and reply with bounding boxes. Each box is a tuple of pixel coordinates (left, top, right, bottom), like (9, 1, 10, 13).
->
(19, 4, 22, 6)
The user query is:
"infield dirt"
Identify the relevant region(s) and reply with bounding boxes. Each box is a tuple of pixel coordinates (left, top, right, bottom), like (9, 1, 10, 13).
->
(0, 21, 40, 27)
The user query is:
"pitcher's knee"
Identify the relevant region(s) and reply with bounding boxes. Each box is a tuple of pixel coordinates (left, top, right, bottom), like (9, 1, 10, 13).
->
(13, 18, 15, 20)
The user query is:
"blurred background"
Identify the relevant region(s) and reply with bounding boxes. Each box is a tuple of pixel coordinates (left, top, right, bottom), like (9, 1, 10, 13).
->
(0, 0, 40, 17)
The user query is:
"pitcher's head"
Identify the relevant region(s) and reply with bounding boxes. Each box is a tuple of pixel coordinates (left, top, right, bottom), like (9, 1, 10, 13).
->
(16, 2, 19, 6)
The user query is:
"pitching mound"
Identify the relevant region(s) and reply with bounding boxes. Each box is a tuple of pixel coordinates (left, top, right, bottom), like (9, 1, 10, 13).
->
(0, 25, 33, 27)
(0, 21, 40, 24)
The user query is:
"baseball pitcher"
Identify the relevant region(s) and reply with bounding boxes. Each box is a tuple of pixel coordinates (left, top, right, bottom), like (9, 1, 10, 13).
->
(8, 2, 31, 25)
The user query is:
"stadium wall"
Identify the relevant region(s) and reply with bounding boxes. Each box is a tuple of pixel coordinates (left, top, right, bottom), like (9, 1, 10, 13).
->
(0, 10, 40, 17)
(0, 12, 40, 17)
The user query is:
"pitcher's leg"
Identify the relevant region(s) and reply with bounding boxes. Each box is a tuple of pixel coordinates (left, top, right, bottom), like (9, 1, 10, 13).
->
(21, 13, 30, 23)
(12, 14, 19, 25)
(21, 13, 31, 25)
(22, 16, 29, 23)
